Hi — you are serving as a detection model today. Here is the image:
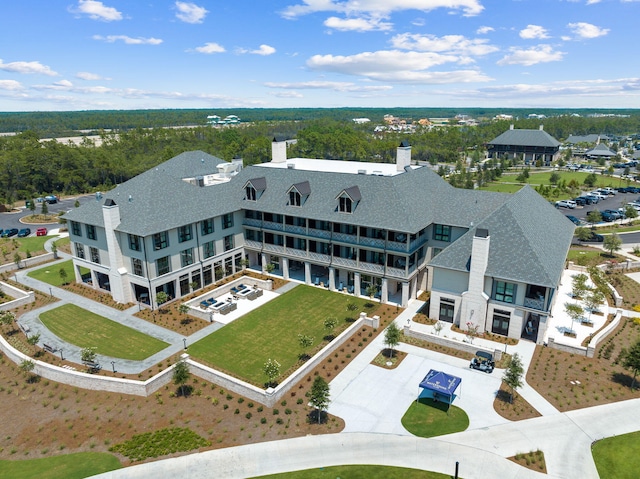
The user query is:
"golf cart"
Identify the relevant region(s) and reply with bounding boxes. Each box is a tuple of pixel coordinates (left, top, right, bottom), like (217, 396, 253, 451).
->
(469, 350, 495, 374)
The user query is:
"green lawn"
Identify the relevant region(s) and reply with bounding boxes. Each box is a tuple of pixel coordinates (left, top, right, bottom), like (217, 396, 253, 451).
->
(253, 465, 454, 479)
(478, 183, 524, 194)
(39, 304, 169, 360)
(27, 260, 88, 287)
(592, 430, 640, 479)
(189, 285, 377, 385)
(401, 397, 469, 438)
(16, 235, 59, 254)
(0, 452, 121, 479)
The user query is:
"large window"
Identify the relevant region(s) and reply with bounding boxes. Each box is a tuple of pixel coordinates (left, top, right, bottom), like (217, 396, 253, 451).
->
(71, 221, 82, 237)
(89, 247, 100, 264)
(338, 195, 352, 213)
(153, 231, 169, 250)
(179, 274, 190, 296)
(201, 218, 214, 235)
(86, 224, 96, 240)
(492, 309, 511, 336)
(203, 240, 215, 259)
(74, 242, 85, 259)
(178, 225, 192, 243)
(224, 234, 234, 251)
(222, 213, 234, 229)
(180, 248, 194, 267)
(246, 185, 256, 201)
(132, 258, 144, 276)
(289, 190, 301, 206)
(439, 298, 455, 323)
(156, 256, 171, 276)
(128, 234, 141, 251)
(203, 265, 213, 286)
(433, 224, 451, 242)
(494, 281, 516, 304)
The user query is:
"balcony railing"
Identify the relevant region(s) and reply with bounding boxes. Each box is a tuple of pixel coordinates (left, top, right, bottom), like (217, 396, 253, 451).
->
(523, 297, 546, 311)
(332, 231, 357, 244)
(244, 239, 262, 249)
(359, 236, 385, 248)
(332, 257, 357, 268)
(308, 227, 331, 240)
(263, 243, 285, 254)
(243, 218, 262, 228)
(386, 266, 406, 278)
(386, 240, 407, 252)
(262, 220, 284, 232)
(284, 224, 306, 235)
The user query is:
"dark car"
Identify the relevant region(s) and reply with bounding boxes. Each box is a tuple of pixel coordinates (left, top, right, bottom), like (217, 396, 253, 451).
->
(17, 228, 31, 237)
(576, 196, 594, 205)
(573, 197, 587, 206)
(603, 209, 621, 220)
(1, 228, 18, 238)
(566, 215, 581, 225)
(583, 231, 604, 242)
(599, 211, 616, 222)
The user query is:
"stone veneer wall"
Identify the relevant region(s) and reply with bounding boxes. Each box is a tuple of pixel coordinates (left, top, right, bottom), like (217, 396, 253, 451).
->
(403, 324, 503, 361)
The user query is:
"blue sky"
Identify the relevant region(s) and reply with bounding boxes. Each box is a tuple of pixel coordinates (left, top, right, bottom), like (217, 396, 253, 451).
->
(1, 0, 638, 111)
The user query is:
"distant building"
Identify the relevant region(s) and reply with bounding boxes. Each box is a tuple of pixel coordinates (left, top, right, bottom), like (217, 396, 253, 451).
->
(487, 125, 561, 166)
(352, 118, 370, 124)
(585, 143, 616, 159)
(207, 114, 241, 126)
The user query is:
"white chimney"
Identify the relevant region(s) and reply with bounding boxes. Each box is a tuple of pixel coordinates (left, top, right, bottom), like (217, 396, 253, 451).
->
(396, 140, 411, 171)
(271, 137, 287, 163)
(539, 125, 544, 131)
(509, 124, 514, 130)
(460, 228, 490, 334)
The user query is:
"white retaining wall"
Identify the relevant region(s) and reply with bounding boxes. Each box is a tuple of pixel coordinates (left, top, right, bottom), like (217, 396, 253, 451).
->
(403, 324, 503, 361)
(0, 281, 35, 311)
(0, 252, 55, 274)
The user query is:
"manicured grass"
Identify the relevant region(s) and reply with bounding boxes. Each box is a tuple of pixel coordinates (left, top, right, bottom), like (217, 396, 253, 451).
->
(27, 260, 89, 287)
(109, 427, 210, 462)
(253, 465, 454, 479)
(189, 285, 378, 385)
(0, 452, 121, 479)
(15, 235, 58, 254)
(496, 171, 620, 186)
(39, 304, 168, 360)
(478, 183, 524, 193)
(592, 430, 640, 479)
(401, 397, 469, 438)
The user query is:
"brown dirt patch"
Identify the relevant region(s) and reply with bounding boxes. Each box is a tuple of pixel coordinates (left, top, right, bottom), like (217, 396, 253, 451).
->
(527, 318, 640, 412)
(61, 282, 133, 311)
(134, 306, 210, 336)
(371, 349, 408, 369)
(508, 450, 547, 474)
(493, 383, 541, 421)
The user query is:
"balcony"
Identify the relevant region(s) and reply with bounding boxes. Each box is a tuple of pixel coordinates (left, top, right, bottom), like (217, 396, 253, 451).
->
(262, 220, 284, 232)
(243, 218, 262, 228)
(359, 236, 385, 248)
(523, 297, 546, 311)
(244, 239, 262, 250)
(332, 257, 357, 268)
(308, 227, 331, 240)
(263, 243, 285, 254)
(332, 231, 357, 244)
(284, 224, 306, 235)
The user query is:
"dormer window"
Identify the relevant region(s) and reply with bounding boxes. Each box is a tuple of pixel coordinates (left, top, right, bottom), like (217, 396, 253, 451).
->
(290, 190, 301, 207)
(244, 177, 266, 202)
(246, 185, 256, 201)
(339, 195, 352, 213)
(336, 186, 361, 214)
(287, 181, 310, 207)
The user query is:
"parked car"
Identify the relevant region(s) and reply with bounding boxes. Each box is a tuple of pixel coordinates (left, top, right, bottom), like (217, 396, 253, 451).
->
(584, 194, 600, 204)
(36, 227, 48, 236)
(590, 191, 608, 200)
(576, 195, 595, 205)
(583, 231, 604, 242)
(573, 197, 587, 206)
(1, 228, 18, 238)
(556, 200, 577, 209)
(599, 211, 616, 222)
(17, 228, 31, 237)
(603, 209, 622, 220)
(44, 195, 58, 204)
(598, 187, 616, 196)
(566, 215, 582, 225)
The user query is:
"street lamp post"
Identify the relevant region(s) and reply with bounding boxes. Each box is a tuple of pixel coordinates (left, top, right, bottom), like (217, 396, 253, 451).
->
(49, 287, 53, 297)
(183, 338, 187, 350)
(111, 361, 116, 373)
(59, 349, 64, 361)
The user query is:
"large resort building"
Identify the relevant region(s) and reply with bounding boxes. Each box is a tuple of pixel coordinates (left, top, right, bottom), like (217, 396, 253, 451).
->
(487, 125, 561, 166)
(64, 139, 574, 343)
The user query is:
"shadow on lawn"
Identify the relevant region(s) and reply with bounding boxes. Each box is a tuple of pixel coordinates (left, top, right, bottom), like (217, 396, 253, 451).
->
(417, 397, 450, 413)
(611, 372, 636, 389)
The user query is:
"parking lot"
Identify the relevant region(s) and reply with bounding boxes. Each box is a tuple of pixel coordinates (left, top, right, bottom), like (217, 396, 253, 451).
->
(557, 188, 640, 223)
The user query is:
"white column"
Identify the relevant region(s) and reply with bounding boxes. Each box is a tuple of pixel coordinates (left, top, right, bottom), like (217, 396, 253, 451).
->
(354, 272, 361, 297)
(304, 262, 311, 285)
(328, 267, 336, 291)
(282, 257, 290, 280)
(401, 282, 410, 308)
(381, 278, 388, 304)
(261, 253, 268, 273)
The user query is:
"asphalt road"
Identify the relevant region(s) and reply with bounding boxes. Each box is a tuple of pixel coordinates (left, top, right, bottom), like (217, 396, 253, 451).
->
(0, 194, 94, 235)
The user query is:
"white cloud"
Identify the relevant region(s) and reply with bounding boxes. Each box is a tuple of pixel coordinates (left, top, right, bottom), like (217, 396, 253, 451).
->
(175, 2, 208, 24)
(476, 26, 494, 34)
(567, 22, 609, 39)
(265, 80, 392, 92)
(76, 72, 105, 81)
(70, 0, 122, 21)
(0, 59, 58, 76)
(391, 33, 499, 56)
(281, 0, 484, 19)
(307, 50, 492, 83)
(0, 80, 24, 90)
(586, 0, 601, 4)
(324, 16, 392, 32)
(519, 25, 550, 40)
(193, 42, 226, 54)
(270, 91, 304, 98)
(238, 44, 276, 55)
(93, 35, 163, 45)
(497, 44, 564, 66)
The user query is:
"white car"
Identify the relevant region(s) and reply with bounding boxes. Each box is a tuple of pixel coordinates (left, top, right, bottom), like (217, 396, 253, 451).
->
(590, 191, 608, 200)
(556, 200, 577, 209)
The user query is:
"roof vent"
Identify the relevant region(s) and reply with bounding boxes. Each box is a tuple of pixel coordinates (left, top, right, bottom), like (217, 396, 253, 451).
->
(128, 195, 132, 202)
(357, 169, 366, 175)
(195, 176, 205, 187)
(475, 228, 489, 238)
(287, 163, 295, 169)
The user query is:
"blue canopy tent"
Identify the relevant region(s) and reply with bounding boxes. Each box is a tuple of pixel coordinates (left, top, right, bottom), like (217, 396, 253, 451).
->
(418, 369, 462, 412)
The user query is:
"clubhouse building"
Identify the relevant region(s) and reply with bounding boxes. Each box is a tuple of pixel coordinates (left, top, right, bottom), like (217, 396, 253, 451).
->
(64, 139, 574, 342)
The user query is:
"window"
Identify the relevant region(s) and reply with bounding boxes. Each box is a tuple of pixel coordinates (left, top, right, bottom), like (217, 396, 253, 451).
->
(71, 221, 82, 237)
(439, 298, 455, 323)
(86, 224, 96, 240)
(289, 190, 301, 206)
(433, 224, 451, 242)
(494, 281, 516, 304)
(246, 185, 256, 201)
(431, 248, 442, 259)
(128, 234, 141, 251)
(132, 258, 144, 277)
(222, 213, 234, 229)
(178, 225, 192, 243)
(156, 256, 171, 276)
(74, 242, 85, 259)
(338, 195, 352, 213)
(180, 248, 194, 267)
(153, 231, 169, 250)
(179, 274, 190, 296)
(89, 247, 100, 264)
(201, 218, 214, 236)
(203, 240, 215, 259)
(224, 234, 234, 251)
(203, 265, 213, 286)
(492, 309, 511, 336)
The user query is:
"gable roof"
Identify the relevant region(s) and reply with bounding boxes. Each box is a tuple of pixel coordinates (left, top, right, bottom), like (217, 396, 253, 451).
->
(245, 177, 267, 191)
(290, 181, 311, 196)
(428, 186, 574, 287)
(586, 143, 616, 156)
(488, 128, 561, 148)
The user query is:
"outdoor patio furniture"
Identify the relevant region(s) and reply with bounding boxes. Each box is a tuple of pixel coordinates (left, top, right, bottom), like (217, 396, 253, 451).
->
(200, 301, 209, 308)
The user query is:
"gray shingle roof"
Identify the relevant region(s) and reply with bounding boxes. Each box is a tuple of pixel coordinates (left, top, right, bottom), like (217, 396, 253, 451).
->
(586, 143, 615, 156)
(566, 134, 611, 144)
(488, 128, 561, 148)
(428, 186, 574, 288)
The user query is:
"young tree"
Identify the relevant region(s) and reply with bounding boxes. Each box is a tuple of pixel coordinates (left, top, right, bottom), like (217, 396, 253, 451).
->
(571, 273, 589, 299)
(29, 199, 36, 214)
(384, 322, 401, 358)
(51, 242, 58, 259)
(298, 334, 314, 360)
(574, 227, 592, 244)
(178, 303, 189, 316)
(502, 353, 524, 404)
(155, 291, 169, 311)
(59, 267, 68, 285)
(0, 311, 17, 332)
(622, 340, 640, 389)
(74, 199, 80, 208)
(624, 205, 638, 222)
(586, 210, 602, 227)
(309, 375, 330, 424)
(27, 332, 41, 347)
(583, 289, 606, 320)
(365, 284, 378, 299)
(603, 233, 622, 257)
(549, 171, 560, 185)
(172, 359, 191, 397)
(41, 200, 48, 217)
(13, 252, 22, 269)
(263, 358, 281, 387)
(81, 347, 97, 364)
(564, 302, 584, 333)
(265, 263, 275, 275)
(323, 316, 338, 340)
(20, 359, 36, 382)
